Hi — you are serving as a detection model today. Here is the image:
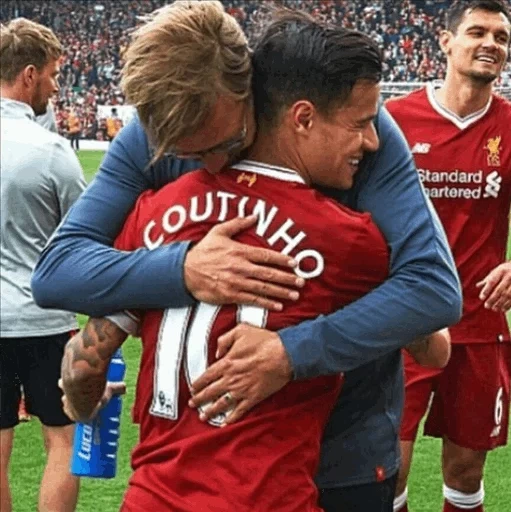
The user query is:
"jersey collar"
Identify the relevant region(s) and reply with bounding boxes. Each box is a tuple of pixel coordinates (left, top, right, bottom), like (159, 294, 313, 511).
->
(231, 160, 306, 184)
(426, 82, 493, 130)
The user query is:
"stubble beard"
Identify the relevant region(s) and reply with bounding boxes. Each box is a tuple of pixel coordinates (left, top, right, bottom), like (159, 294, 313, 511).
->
(466, 67, 499, 85)
(32, 83, 49, 116)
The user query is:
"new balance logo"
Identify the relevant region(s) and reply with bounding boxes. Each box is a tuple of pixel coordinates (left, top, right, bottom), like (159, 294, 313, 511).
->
(237, 172, 257, 187)
(483, 171, 502, 198)
(411, 142, 431, 154)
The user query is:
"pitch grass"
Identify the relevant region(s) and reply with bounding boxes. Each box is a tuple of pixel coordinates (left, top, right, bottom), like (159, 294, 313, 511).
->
(8, 150, 510, 511)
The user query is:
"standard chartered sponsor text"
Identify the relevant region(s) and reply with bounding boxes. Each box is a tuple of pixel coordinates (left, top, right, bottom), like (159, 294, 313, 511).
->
(418, 169, 500, 199)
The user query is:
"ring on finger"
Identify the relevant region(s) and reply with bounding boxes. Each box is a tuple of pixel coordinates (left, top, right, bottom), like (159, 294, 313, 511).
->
(222, 391, 236, 405)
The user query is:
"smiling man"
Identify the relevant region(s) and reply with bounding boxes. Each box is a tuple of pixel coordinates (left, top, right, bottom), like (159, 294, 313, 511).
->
(387, 1, 511, 511)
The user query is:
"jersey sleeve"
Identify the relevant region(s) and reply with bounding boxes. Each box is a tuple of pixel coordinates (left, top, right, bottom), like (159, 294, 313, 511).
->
(279, 106, 462, 379)
(31, 115, 198, 316)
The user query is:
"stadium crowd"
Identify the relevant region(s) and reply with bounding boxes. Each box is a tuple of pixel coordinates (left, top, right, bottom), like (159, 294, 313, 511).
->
(1, 0, 510, 140)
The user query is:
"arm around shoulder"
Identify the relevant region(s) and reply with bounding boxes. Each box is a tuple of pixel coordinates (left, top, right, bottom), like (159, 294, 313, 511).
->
(279, 107, 461, 379)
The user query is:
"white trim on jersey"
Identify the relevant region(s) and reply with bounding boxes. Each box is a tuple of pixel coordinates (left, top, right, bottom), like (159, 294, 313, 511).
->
(426, 82, 493, 130)
(231, 160, 307, 184)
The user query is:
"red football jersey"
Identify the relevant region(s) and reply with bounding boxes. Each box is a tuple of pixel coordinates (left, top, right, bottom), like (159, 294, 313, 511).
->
(115, 161, 389, 512)
(387, 84, 510, 345)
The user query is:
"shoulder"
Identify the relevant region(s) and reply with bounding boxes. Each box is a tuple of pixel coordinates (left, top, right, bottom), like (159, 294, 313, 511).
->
(385, 87, 427, 119)
(491, 93, 511, 122)
(319, 194, 384, 242)
(136, 169, 207, 208)
(9, 117, 76, 162)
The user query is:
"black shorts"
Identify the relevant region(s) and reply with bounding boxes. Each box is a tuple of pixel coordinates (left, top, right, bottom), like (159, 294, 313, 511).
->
(318, 472, 398, 512)
(0, 332, 74, 429)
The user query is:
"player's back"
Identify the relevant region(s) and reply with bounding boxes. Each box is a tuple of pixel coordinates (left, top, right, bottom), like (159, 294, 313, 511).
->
(387, 85, 511, 344)
(116, 161, 389, 512)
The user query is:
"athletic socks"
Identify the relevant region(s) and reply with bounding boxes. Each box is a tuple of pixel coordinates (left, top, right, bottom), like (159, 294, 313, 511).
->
(443, 482, 484, 511)
(393, 482, 484, 511)
(393, 488, 408, 512)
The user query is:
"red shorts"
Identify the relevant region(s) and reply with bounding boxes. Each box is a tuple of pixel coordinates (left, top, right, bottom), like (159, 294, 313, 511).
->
(400, 343, 510, 451)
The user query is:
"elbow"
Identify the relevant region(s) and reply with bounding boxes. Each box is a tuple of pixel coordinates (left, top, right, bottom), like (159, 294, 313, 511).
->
(428, 336, 452, 369)
(443, 287, 463, 328)
(32, 260, 90, 314)
(437, 343, 451, 369)
(31, 240, 86, 311)
(417, 328, 452, 369)
(434, 271, 463, 329)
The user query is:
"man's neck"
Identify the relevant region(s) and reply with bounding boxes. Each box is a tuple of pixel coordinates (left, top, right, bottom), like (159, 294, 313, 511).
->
(247, 134, 311, 185)
(0, 84, 30, 107)
(435, 72, 493, 118)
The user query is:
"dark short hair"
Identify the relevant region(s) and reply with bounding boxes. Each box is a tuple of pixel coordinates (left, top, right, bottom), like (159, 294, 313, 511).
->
(446, 0, 511, 33)
(251, 9, 382, 129)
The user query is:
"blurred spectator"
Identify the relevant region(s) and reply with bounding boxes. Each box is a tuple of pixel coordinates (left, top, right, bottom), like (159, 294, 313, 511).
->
(1, 0, 509, 140)
(105, 107, 123, 142)
(67, 108, 81, 151)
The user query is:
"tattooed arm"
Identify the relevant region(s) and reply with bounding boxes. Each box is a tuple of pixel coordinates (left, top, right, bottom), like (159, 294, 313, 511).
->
(405, 328, 451, 369)
(61, 317, 128, 422)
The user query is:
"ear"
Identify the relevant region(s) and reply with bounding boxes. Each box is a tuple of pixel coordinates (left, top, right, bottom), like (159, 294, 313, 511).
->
(21, 65, 37, 88)
(439, 30, 453, 56)
(291, 100, 315, 136)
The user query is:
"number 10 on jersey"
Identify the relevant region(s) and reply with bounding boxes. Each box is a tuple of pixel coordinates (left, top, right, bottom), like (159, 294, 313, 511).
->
(150, 303, 268, 426)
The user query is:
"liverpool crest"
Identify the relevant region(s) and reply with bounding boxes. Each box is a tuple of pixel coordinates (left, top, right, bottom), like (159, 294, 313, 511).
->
(485, 136, 501, 166)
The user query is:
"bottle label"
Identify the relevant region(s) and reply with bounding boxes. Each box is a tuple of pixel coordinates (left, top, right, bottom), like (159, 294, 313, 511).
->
(77, 423, 94, 461)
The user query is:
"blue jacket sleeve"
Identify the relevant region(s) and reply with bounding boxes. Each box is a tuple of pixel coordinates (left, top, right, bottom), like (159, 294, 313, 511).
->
(32, 116, 201, 316)
(279, 107, 462, 379)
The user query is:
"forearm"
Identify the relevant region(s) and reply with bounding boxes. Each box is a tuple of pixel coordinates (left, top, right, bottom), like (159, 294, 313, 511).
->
(61, 318, 127, 422)
(280, 262, 460, 379)
(33, 237, 195, 316)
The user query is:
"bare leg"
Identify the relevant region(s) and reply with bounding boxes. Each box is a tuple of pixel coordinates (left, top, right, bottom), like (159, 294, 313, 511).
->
(442, 437, 487, 494)
(396, 440, 415, 497)
(39, 424, 79, 512)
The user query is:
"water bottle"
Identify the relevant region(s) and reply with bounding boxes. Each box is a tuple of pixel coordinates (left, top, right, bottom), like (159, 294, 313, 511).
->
(71, 349, 126, 478)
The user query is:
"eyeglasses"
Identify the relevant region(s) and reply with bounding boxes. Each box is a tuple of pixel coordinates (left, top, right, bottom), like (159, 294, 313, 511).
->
(170, 111, 248, 160)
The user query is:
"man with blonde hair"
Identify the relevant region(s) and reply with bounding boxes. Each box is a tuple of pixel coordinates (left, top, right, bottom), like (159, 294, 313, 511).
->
(0, 17, 86, 512)
(34, 2, 461, 511)
(121, 0, 253, 165)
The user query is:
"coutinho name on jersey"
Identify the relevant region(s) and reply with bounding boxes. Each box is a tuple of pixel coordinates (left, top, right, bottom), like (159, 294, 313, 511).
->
(418, 169, 503, 199)
(142, 191, 325, 279)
